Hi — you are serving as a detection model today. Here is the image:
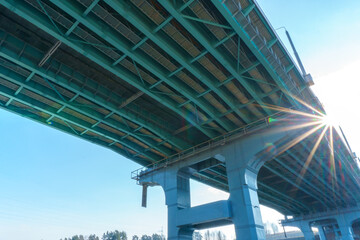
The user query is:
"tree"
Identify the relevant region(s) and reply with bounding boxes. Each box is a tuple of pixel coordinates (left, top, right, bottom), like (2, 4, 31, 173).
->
(102, 230, 127, 240)
(132, 235, 139, 240)
(88, 234, 100, 240)
(151, 234, 163, 240)
(140, 235, 151, 240)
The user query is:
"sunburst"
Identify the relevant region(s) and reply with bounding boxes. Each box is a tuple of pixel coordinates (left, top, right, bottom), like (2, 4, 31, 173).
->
(254, 94, 342, 191)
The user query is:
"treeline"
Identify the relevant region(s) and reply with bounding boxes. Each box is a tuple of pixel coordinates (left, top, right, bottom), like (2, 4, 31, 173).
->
(60, 230, 165, 240)
(60, 229, 228, 240)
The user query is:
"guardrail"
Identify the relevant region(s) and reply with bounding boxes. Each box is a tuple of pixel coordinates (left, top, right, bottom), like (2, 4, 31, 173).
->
(131, 110, 297, 182)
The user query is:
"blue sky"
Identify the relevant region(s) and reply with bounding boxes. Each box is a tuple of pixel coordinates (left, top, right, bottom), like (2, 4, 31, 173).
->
(1, 1, 360, 239)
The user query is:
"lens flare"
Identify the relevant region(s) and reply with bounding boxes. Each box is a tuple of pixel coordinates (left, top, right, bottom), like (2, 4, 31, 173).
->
(250, 93, 344, 200)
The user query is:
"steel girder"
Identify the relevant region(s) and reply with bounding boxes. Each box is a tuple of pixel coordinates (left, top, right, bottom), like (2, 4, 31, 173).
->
(257, 182, 311, 213)
(272, 156, 338, 208)
(0, 102, 152, 165)
(286, 150, 346, 206)
(210, 0, 301, 108)
(0, 77, 161, 161)
(0, 29, 189, 153)
(157, 0, 274, 117)
(263, 164, 327, 212)
(246, 0, 307, 88)
(0, 0, 218, 139)
(50, 0, 234, 133)
(0, 61, 174, 158)
(299, 141, 358, 203)
(103, 0, 253, 124)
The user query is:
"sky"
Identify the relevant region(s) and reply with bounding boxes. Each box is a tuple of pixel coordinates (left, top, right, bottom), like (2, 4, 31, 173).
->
(1, 1, 360, 239)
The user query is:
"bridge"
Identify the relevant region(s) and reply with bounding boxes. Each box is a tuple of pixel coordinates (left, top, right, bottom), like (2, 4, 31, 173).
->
(0, 0, 359, 239)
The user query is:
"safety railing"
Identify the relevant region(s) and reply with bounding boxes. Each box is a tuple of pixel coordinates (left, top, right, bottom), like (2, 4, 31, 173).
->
(131, 110, 295, 182)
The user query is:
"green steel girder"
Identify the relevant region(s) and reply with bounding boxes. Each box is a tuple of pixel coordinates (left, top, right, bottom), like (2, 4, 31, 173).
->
(0, 103, 150, 166)
(242, 3, 255, 17)
(173, 87, 281, 135)
(299, 141, 358, 202)
(258, 182, 311, 212)
(50, 0, 233, 132)
(210, 0, 301, 109)
(258, 197, 294, 215)
(273, 156, 339, 207)
(103, 0, 253, 124)
(157, 0, 274, 117)
(0, 30, 190, 151)
(257, 186, 303, 214)
(247, 0, 308, 89)
(0, 62, 174, 157)
(329, 135, 360, 189)
(263, 164, 329, 210)
(181, 14, 232, 30)
(286, 149, 346, 206)
(266, 38, 278, 49)
(0, 0, 217, 139)
(0, 81, 160, 161)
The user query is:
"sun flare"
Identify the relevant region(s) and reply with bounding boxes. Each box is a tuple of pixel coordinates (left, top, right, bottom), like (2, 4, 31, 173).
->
(321, 112, 340, 127)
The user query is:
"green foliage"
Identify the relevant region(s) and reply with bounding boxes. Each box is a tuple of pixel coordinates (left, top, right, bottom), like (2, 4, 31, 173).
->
(102, 230, 127, 240)
(140, 235, 151, 240)
(88, 234, 100, 240)
(132, 235, 139, 240)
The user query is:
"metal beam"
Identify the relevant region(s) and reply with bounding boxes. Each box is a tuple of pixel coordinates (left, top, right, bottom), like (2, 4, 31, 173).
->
(210, 0, 301, 108)
(263, 164, 329, 209)
(157, 0, 274, 117)
(258, 182, 311, 212)
(0, 63, 174, 157)
(0, 102, 150, 166)
(104, 0, 252, 125)
(0, 0, 217, 139)
(0, 30, 190, 150)
(273, 156, 339, 207)
(0, 82, 160, 161)
(181, 14, 232, 30)
(299, 141, 358, 202)
(286, 149, 346, 206)
(50, 0, 232, 132)
(173, 88, 281, 135)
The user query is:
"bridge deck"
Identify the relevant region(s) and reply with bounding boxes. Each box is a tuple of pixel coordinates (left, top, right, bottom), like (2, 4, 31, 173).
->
(0, 0, 359, 216)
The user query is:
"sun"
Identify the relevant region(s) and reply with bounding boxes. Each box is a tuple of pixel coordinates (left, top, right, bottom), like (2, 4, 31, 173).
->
(321, 111, 340, 127)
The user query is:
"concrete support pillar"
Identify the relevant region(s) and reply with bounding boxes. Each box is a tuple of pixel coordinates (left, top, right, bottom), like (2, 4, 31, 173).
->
(164, 172, 193, 240)
(299, 221, 314, 240)
(317, 226, 326, 240)
(336, 215, 354, 240)
(226, 159, 265, 239)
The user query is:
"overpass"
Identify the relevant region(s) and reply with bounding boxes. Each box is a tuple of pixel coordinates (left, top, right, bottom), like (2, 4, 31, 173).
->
(0, 0, 359, 239)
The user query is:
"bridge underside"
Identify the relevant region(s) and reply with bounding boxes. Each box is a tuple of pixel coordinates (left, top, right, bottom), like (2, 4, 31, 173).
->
(0, 0, 359, 228)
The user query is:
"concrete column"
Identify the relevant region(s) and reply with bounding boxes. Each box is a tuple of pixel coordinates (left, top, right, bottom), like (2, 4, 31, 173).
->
(225, 159, 265, 240)
(336, 215, 354, 240)
(317, 226, 326, 240)
(298, 221, 314, 240)
(163, 171, 193, 240)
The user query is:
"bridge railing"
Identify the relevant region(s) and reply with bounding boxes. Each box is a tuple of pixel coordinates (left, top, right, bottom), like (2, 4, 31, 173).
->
(131, 110, 294, 182)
